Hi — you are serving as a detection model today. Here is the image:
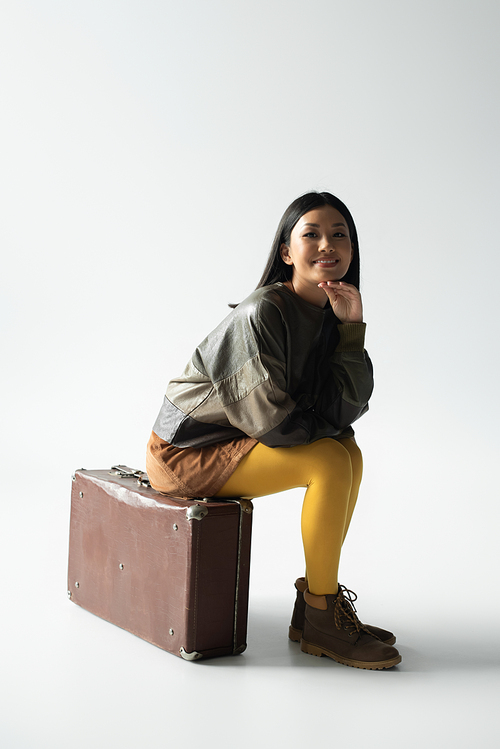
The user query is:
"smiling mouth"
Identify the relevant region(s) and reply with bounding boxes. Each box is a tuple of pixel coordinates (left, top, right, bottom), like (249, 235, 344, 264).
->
(313, 259, 339, 266)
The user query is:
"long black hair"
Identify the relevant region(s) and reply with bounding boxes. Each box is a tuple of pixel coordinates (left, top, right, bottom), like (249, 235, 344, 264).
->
(256, 191, 360, 290)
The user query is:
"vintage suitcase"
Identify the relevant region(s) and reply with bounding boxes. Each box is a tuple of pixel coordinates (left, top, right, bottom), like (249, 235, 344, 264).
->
(67, 465, 253, 660)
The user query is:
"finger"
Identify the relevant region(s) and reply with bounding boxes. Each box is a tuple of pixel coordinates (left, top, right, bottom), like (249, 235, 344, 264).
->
(319, 282, 355, 294)
(318, 284, 340, 298)
(326, 286, 356, 299)
(318, 284, 337, 297)
(325, 281, 355, 289)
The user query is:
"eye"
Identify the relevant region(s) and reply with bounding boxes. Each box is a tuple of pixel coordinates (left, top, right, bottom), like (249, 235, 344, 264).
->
(303, 232, 317, 238)
(333, 232, 347, 238)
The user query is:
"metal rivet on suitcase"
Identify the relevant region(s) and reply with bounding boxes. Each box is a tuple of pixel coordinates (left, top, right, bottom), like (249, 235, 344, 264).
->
(119, 564, 124, 570)
(173, 524, 178, 531)
(169, 629, 174, 635)
(79, 492, 84, 498)
(75, 582, 80, 588)
(67, 590, 72, 599)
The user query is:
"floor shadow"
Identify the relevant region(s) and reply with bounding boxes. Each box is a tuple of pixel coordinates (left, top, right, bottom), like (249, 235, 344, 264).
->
(196, 610, 500, 673)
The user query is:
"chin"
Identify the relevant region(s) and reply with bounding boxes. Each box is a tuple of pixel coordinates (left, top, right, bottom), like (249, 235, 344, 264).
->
(324, 273, 344, 282)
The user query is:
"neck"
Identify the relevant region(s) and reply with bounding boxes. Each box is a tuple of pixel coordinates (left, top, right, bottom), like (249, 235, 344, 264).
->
(284, 280, 328, 308)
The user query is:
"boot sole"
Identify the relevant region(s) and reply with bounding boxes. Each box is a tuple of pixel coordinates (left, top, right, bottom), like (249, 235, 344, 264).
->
(289, 626, 396, 647)
(301, 638, 402, 670)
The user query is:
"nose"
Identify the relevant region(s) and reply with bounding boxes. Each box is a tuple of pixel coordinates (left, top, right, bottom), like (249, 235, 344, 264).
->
(319, 238, 334, 253)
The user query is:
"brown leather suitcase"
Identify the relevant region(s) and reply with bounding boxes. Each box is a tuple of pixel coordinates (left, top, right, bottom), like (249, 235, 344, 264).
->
(67, 465, 253, 660)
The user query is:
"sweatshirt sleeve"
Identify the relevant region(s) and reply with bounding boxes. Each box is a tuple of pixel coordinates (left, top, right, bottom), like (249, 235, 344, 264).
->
(211, 300, 373, 448)
(312, 323, 374, 432)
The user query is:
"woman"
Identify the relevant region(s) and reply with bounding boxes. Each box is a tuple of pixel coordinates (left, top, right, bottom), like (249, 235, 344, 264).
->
(147, 191, 401, 670)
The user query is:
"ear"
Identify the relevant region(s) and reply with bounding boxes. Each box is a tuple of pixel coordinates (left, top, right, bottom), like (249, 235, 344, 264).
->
(280, 243, 293, 266)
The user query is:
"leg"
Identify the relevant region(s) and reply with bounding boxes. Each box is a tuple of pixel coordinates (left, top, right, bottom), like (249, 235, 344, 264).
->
(302, 437, 363, 580)
(215, 438, 355, 595)
(338, 438, 363, 543)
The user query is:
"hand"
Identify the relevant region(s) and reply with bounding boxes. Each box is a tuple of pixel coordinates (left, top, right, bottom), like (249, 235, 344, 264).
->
(317, 281, 363, 323)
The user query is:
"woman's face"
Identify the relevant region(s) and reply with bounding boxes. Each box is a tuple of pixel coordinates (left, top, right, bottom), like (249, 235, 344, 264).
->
(280, 205, 353, 305)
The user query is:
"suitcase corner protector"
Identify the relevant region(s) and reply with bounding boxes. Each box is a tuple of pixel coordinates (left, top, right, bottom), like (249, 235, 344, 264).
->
(179, 647, 204, 661)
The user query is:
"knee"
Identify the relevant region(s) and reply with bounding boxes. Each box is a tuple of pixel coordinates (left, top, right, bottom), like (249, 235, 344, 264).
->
(307, 438, 353, 487)
(339, 438, 363, 482)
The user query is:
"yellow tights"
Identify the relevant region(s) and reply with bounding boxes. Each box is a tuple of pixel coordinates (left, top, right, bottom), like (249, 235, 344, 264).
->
(215, 437, 363, 596)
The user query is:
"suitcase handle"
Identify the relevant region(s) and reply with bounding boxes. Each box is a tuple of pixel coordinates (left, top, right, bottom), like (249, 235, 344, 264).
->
(109, 465, 151, 487)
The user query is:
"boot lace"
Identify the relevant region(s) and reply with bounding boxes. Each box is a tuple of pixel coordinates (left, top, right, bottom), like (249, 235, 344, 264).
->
(333, 586, 381, 640)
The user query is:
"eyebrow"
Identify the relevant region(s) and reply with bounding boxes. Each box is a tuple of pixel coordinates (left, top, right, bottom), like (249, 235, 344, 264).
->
(302, 222, 347, 228)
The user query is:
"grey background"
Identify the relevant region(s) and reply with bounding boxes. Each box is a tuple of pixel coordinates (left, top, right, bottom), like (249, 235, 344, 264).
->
(1, 1, 499, 747)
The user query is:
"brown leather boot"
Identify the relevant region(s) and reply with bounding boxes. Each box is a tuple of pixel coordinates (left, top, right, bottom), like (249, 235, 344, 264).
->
(289, 578, 396, 646)
(301, 587, 401, 670)
(288, 577, 308, 642)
